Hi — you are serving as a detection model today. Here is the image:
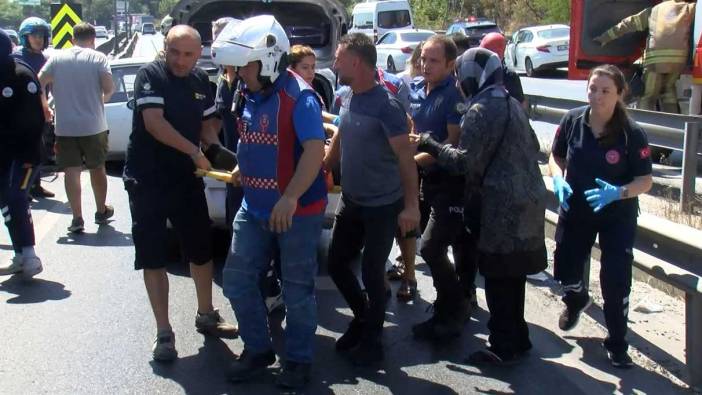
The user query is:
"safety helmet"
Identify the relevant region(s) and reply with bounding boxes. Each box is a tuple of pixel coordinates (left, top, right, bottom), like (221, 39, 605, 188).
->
(19, 17, 51, 50)
(211, 15, 290, 84)
(479, 32, 506, 61)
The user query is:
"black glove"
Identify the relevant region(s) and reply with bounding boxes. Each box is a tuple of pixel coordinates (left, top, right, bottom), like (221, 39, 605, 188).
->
(204, 144, 238, 171)
(417, 132, 443, 157)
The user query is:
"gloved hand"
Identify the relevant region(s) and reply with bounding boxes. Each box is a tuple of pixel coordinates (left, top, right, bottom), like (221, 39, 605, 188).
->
(592, 34, 609, 47)
(416, 132, 442, 157)
(584, 178, 621, 213)
(204, 144, 238, 171)
(552, 175, 573, 211)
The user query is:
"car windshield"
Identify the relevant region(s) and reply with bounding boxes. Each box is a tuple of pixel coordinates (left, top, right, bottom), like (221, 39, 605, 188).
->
(378, 10, 411, 29)
(400, 32, 433, 43)
(107, 65, 140, 104)
(353, 12, 373, 29)
(464, 24, 499, 36)
(537, 28, 570, 39)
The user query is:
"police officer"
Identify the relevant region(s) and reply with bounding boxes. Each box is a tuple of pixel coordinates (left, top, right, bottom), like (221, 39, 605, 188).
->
(12, 17, 54, 199)
(549, 64, 653, 368)
(409, 35, 473, 341)
(0, 29, 44, 279)
(124, 25, 238, 363)
(212, 15, 327, 388)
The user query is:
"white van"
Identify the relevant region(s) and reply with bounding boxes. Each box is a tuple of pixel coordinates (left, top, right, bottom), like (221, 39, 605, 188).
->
(349, 0, 413, 43)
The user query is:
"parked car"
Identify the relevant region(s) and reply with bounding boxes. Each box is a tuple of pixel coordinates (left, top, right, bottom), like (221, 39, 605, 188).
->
(375, 28, 435, 72)
(445, 17, 501, 48)
(504, 24, 570, 77)
(141, 23, 156, 35)
(348, 0, 413, 43)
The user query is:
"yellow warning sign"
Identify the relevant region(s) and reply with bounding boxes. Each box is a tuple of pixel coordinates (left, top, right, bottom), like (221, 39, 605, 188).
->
(51, 2, 82, 49)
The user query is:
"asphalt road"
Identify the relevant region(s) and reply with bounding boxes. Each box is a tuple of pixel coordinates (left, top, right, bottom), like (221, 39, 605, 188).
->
(0, 165, 689, 394)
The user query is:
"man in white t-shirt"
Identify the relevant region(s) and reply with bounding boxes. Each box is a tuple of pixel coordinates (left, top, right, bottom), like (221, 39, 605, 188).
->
(39, 22, 115, 233)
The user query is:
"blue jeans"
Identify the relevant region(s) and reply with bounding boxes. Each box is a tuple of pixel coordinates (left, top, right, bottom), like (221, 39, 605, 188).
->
(0, 157, 39, 253)
(223, 206, 323, 363)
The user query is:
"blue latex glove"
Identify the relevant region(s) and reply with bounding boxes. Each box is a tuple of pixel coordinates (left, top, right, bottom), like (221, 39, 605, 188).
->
(552, 175, 573, 211)
(332, 116, 341, 126)
(584, 178, 622, 213)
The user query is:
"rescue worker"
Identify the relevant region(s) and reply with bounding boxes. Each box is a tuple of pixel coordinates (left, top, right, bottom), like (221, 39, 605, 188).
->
(413, 48, 547, 365)
(549, 64, 653, 368)
(124, 24, 239, 363)
(12, 17, 55, 199)
(211, 15, 327, 388)
(594, 0, 696, 113)
(0, 29, 45, 279)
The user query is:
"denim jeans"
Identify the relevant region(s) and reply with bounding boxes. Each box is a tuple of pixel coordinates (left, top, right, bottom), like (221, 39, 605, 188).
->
(223, 206, 323, 363)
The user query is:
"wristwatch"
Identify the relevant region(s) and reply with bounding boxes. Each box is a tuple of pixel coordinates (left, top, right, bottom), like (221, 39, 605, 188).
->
(620, 186, 629, 199)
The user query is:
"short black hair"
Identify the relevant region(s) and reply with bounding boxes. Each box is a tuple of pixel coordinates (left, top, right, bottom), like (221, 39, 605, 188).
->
(449, 32, 471, 56)
(339, 33, 376, 68)
(72, 22, 96, 41)
(425, 35, 458, 64)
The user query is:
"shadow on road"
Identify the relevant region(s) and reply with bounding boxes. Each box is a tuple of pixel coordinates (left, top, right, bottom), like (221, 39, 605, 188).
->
(0, 275, 71, 304)
(55, 224, 133, 247)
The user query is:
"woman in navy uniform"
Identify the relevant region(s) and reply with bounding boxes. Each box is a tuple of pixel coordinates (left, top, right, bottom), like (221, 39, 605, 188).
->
(549, 64, 653, 368)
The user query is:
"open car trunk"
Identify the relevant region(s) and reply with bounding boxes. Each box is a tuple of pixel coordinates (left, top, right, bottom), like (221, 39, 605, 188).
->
(168, 0, 349, 70)
(569, 0, 657, 79)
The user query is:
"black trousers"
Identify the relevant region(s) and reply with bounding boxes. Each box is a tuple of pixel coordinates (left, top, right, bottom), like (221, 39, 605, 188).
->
(328, 195, 402, 337)
(420, 196, 477, 315)
(554, 210, 636, 353)
(484, 274, 531, 357)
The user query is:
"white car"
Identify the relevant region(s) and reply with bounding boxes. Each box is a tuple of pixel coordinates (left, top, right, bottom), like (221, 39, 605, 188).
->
(94, 26, 109, 39)
(375, 28, 435, 73)
(504, 24, 570, 77)
(104, 57, 151, 161)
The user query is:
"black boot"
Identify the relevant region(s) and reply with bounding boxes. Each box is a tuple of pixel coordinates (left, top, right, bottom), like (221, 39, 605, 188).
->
(227, 349, 276, 382)
(336, 318, 365, 352)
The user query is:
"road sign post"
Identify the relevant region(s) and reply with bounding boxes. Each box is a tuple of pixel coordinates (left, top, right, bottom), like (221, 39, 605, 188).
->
(50, 2, 82, 49)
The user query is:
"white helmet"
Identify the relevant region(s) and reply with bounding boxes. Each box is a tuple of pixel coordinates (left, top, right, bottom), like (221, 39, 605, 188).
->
(211, 15, 290, 83)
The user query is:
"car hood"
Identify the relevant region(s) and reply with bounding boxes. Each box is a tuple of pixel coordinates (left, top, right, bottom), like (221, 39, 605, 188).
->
(167, 0, 349, 69)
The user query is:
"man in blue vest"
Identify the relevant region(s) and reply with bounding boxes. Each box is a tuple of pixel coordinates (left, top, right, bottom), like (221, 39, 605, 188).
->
(211, 15, 327, 389)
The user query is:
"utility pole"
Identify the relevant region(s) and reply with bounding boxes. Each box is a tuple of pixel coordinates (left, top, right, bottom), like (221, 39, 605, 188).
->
(112, 0, 118, 54)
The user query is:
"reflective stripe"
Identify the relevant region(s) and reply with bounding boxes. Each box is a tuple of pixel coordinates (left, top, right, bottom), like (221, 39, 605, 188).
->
(622, 296, 629, 305)
(203, 105, 217, 117)
(1, 206, 8, 214)
(20, 168, 33, 190)
(3, 214, 11, 223)
(136, 97, 165, 106)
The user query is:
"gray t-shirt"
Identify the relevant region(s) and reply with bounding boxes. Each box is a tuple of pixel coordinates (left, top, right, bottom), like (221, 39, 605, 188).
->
(41, 47, 111, 137)
(338, 84, 408, 207)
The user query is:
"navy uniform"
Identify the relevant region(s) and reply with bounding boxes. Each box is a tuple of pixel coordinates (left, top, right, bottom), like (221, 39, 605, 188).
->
(0, 30, 45, 278)
(124, 59, 217, 270)
(552, 106, 652, 359)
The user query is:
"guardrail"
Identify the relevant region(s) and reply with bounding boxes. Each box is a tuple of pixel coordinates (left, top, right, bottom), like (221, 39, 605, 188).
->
(527, 94, 702, 213)
(543, 209, 702, 389)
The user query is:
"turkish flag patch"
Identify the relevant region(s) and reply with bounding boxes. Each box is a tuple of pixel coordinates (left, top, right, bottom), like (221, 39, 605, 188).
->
(639, 147, 651, 159)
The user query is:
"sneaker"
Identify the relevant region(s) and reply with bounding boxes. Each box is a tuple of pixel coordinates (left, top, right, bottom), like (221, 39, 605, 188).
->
(265, 293, 284, 315)
(67, 217, 85, 233)
(30, 185, 55, 199)
(21, 256, 43, 280)
(606, 347, 634, 369)
(195, 309, 239, 339)
(336, 318, 365, 352)
(349, 338, 384, 366)
(94, 205, 114, 225)
(275, 361, 311, 389)
(227, 349, 276, 382)
(152, 329, 177, 362)
(0, 256, 23, 276)
(558, 293, 592, 331)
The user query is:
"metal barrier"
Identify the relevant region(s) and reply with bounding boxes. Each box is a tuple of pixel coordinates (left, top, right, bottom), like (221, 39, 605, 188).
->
(544, 209, 702, 388)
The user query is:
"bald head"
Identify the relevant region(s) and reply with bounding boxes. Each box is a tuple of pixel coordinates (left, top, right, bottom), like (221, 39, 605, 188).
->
(164, 24, 203, 77)
(166, 24, 202, 46)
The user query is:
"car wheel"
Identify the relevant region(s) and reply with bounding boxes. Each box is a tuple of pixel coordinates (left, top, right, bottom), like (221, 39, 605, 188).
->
(525, 57, 536, 77)
(387, 56, 396, 73)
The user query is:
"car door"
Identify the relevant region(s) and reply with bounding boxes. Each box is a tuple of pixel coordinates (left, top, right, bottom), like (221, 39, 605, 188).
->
(376, 32, 391, 67)
(104, 65, 139, 160)
(377, 32, 398, 70)
(505, 31, 519, 70)
(515, 31, 534, 70)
